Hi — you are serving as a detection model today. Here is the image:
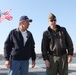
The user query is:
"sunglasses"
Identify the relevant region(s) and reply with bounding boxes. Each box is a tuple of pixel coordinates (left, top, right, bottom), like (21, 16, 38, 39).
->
(50, 19, 56, 22)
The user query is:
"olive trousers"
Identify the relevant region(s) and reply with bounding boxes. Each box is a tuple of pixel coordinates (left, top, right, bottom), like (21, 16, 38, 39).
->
(46, 54, 68, 75)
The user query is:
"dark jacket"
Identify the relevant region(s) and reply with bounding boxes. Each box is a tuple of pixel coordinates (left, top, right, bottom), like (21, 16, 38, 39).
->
(4, 28, 36, 60)
(41, 25, 74, 60)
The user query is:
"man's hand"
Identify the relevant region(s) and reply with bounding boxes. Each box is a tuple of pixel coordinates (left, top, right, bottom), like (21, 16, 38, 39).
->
(31, 60, 36, 68)
(68, 55, 72, 63)
(45, 60, 50, 68)
(5, 60, 10, 68)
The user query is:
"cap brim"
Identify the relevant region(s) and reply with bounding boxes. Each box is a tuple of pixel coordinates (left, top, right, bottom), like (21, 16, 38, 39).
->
(29, 19, 32, 22)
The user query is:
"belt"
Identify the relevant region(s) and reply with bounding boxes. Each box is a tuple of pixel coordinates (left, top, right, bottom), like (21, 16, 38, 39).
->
(49, 50, 67, 56)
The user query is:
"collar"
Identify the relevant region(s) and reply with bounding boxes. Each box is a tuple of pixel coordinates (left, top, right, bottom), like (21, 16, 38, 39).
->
(48, 25, 60, 32)
(16, 27, 27, 33)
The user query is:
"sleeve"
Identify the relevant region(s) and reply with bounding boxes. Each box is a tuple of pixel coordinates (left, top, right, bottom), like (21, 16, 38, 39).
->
(30, 34, 36, 61)
(41, 32, 49, 61)
(64, 28, 74, 55)
(4, 31, 13, 60)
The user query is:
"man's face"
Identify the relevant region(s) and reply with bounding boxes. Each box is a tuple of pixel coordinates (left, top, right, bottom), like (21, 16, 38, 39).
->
(19, 20, 30, 31)
(48, 18, 56, 26)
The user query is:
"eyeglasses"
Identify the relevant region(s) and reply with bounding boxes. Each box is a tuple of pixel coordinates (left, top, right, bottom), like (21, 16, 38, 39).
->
(50, 19, 56, 22)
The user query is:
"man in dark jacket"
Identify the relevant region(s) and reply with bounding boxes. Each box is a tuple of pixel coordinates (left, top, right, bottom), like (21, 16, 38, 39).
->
(4, 15, 36, 75)
(41, 13, 74, 75)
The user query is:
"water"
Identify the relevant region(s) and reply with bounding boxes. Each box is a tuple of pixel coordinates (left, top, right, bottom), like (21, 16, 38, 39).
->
(70, 57, 76, 63)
